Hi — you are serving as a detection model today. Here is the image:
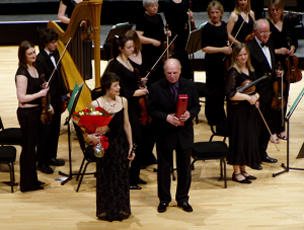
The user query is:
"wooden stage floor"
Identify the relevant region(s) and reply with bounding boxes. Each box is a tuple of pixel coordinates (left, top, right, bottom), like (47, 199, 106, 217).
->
(0, 46, 304, 230)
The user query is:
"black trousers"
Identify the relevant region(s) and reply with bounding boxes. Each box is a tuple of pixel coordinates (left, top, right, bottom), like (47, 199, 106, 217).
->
(37, 100, 62, 166)
(156, 140, 191, 203)
(17, 107, 40, 190)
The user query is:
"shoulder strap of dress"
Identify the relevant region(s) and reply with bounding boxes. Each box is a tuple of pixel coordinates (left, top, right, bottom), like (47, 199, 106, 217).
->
(121, 97, 124, 106)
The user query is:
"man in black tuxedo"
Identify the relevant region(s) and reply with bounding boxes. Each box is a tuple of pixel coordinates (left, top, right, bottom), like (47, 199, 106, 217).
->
(36, 28, 69, 174)
(149, 58, 200, 213)
(247, 19, 278, 170)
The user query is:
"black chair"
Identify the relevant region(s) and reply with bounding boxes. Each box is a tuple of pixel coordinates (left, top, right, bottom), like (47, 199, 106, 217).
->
(209, 125, 227, 142)
(0, 146, 17, 192)
(191, 141, 228, 188)
(73, 122, 97, 192)
(0, 116, 22, 146)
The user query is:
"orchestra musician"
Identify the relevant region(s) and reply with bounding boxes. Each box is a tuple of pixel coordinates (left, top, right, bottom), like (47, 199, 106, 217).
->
(225, 43, 260, 183)
(57, 0, 92, 80)
(267, 0, 298, 143)
(105, 34, 148, 190)
(163, 0, 193, 79)
(201, 0, 232, 134)
(247, 19, 278, 169)
(125, 30, 157, 168)
(15, 41, 49, 192)
(35, 28, 69, 174)
(227, 0, 255, 45)
(135, 0, 167, 84)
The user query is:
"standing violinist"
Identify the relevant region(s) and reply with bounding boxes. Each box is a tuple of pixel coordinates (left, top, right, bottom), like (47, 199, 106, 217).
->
(247, 19, 277, 169)
(135, 0, 167, 84)
(15, 41, 49, 192)
(35, 28, 69, 174)
(225, 43, 260, 183)
(201, 0, 232, 134)
(163, 0, 193, 79)
(267, 0, 298, 142)
(126, 30, 157, 168)
(227, 0, 255, 45)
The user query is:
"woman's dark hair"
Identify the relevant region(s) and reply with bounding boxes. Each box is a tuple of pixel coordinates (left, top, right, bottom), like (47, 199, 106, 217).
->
(125, 30, 141, 55)
(18, 40, 35, 68)
(112, 34, 133, 58)
(100, 72, 120, 96)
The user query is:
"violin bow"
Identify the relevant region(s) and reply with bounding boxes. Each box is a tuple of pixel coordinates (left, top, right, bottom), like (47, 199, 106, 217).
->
(256, 105, 280, 152)
(46, 37, 72, 86)
(144, 34, 178, 80)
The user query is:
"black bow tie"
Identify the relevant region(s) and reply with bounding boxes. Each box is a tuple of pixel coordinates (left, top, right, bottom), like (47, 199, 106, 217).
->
(261, 42, 268, 47)
(49, 52, 55, 57)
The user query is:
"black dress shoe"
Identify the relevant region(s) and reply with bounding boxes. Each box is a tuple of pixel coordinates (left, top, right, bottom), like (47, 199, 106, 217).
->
(262, 155, 278, 163)
(241, 172, 257, 180)
(138, 178, 147, 184)
(49, 158, 65, 166)
(130, 185, 142, 190)
(37, 180, 45, 186)
(37, 164, 54, 174)
(251, 164, 263, 170)
(232, 173, 251, 184)
(157, 202, 169, 213)
(177, 201, 193, 212)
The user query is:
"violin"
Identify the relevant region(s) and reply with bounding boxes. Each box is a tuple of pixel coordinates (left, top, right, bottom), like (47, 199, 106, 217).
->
(238, 79, 256, 95)
(188, 0, 196, 31)
(163, 24, 175, 61)
(285, 55, 302, 83)
(40, 74, 53, 125)
(134, 67, 151, 126)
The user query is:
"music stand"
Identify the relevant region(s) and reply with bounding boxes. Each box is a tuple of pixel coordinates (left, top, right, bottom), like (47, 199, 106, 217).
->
(273, 87, 304, 177)
(185, 27, 202, 55)
(58, 83, 84, 185)
(101, 22, 133, 60)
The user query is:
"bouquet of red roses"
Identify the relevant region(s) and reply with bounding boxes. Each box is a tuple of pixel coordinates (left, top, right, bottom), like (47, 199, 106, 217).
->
(73, 107, 113, 157)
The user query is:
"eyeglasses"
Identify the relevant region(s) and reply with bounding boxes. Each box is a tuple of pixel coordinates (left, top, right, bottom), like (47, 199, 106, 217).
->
(257, 31, 271, 36)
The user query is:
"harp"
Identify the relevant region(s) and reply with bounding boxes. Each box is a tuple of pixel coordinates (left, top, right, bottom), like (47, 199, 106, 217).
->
(48, 0, 103, 112)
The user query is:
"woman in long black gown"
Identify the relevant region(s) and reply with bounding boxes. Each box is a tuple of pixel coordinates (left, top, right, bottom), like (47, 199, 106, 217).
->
(225, 43, 260, 184)
(201, 0, 232, 134)
(267, 0, 298, 142)
(227, 0, 255, 45)
(87, 72, 134, 221)
(106, 35, 149, 189)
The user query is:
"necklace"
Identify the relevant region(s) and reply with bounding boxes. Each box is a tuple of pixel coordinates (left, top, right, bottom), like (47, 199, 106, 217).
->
(102, 96, 117, 109)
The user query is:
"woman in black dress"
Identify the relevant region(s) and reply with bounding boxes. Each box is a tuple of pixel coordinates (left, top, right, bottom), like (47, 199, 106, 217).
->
(106, 35, 149, 189)
(163, 0, 193, 79)
(227, 0, 255, 45)
(225, 43, 260, 184)
(57, 0, 92, 80)
(201, 0, 232, 134)
(15, 41, 49, 192)
(87, 72, 134, 221)
(267, 0, 298, 142)
(136, 0, 166, 84)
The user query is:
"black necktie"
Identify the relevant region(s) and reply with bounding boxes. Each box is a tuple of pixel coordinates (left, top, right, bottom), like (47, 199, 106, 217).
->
(170, 83, 178, 102)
